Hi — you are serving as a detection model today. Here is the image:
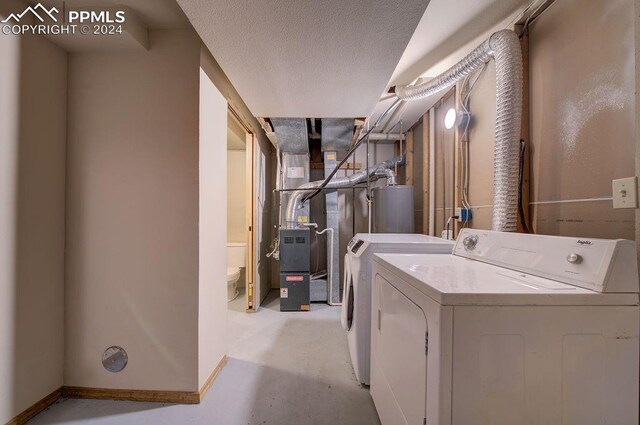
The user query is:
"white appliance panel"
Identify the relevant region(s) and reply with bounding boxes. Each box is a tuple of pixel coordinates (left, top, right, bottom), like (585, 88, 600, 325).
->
(343, 233, 453, 386)
(451, 305, 639, 425)
(371, 274, 426, 425)
(370, 230, 640, 425)
(374, 253, 638, 306)
(454, 229, 638, 293)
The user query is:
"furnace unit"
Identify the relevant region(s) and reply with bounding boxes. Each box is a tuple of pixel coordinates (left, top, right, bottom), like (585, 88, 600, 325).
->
(278, 228, 311, 311)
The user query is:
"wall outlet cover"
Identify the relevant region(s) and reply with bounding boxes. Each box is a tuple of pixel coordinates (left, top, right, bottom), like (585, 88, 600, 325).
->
(612, 176, 638, 209)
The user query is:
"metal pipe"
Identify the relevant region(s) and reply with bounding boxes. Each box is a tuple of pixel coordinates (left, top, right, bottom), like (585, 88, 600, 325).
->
(366, 133, 406, 141)
(276, 148, 283, 228)
(366, 123, 371, 233)
(352, 153, 356, 238)
(284, 157, 402, 228)
(396, 121, 402, 177)
(300, 98, 402, 204)
(274, 185, 370, 193)
(380, 100, 407, 133)
(428, 110, 436, 236)
(352, 187, 356, 238)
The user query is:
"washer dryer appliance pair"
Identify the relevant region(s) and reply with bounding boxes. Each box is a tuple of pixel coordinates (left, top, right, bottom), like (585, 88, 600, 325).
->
(371, 229, 640, 425)
(341, 233, 454, 385)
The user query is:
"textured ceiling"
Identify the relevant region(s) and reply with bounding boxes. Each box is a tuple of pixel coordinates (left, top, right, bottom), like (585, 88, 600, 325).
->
(176, 0, 430, 118)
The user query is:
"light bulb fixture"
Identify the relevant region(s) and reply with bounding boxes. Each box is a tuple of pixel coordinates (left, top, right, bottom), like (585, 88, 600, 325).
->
(444, 108, 471, 130)
(444, 108, 457, 129)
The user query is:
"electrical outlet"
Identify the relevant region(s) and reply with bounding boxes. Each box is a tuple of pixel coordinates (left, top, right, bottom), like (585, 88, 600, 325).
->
(441, 230, 453, 240)
(455, 208, 472, 222)
(612, 177, 638, 209)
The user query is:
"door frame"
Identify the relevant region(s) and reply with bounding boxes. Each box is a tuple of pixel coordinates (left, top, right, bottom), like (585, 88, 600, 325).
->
(227, 106, 258, 312)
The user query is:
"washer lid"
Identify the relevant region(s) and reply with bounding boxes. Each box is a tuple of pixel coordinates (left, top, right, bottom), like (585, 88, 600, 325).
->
(454, 229, 639, 293)
(352, 233, 451, 244)
(374, 253, 639, 306)
(347, 233, 454, 257)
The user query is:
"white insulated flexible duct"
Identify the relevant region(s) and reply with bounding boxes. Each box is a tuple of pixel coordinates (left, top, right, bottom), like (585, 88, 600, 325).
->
(394, 29, 522, 231)
(285, 157, 400, 228)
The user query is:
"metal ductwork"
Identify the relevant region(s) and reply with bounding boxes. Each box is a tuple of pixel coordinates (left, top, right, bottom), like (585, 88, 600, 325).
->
(321, 119, 354, 152)
(285, 157, 401, 228)
(318, 119, 354, 305)
(394, 29, 522, 232)
(273, 119, 311, 226)
(271, 119, 309, 153)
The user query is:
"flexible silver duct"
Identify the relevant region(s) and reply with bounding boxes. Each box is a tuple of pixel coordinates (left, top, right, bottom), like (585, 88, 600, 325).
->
(394, 29, 522, 231)
(285, 157, 400, 228)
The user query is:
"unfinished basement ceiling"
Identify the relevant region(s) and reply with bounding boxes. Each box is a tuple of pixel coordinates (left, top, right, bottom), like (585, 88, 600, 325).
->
(175, 0, 430, 118)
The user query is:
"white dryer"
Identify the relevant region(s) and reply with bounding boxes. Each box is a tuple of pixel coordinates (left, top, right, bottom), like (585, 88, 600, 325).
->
(371, 229, 640, 425)
(341, 233, 453, 386)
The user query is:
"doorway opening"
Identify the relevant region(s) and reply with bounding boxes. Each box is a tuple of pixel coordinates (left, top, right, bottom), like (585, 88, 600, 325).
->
(227, 108, 260, 312)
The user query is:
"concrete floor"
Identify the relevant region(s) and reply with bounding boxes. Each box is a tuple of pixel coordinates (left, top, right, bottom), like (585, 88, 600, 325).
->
(30, 289, 381, 424)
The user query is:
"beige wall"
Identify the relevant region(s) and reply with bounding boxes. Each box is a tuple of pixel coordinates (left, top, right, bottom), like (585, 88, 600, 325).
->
(467, 61, 497, 230)
(200, 46, 275, 304)
(637, 0, 640, 252)
(425, 0, 635, 240)
(529, 0, 635, 239)
(65, 30, 202, 391)
(198, 65, 229, 388)
(227, 150, 247, 243)
(1, 10, 273, 414)
(63, 31, 267, 395)
(0, 26, 67, 424)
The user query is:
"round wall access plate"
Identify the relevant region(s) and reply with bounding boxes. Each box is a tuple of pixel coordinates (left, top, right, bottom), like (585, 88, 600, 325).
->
(102, 346, 128, 373)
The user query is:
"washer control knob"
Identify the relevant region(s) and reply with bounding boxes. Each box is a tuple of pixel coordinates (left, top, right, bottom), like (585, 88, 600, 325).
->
(566, 253, 583, 264)
(462, 235, 478, 250)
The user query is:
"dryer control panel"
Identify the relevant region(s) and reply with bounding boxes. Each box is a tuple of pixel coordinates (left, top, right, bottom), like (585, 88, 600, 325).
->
(454, 229, 639, 293)
(348, 238, 365, 254)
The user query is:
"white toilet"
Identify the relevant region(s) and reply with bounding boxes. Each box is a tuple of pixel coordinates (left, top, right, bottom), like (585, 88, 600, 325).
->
(227, 242, 246, 301)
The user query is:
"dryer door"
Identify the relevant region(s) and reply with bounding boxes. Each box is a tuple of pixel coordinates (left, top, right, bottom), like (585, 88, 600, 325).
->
(341, 254, 353, 330)
(371, 273, 427, 425)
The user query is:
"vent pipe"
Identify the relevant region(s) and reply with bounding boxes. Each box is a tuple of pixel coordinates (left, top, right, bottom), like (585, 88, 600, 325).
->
(284, 157, 400, 228)
(393, 29, 522, 231)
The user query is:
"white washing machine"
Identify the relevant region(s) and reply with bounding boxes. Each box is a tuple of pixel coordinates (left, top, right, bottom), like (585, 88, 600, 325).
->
(370, 229, 640, 425)
(341, 233, 453, 385)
